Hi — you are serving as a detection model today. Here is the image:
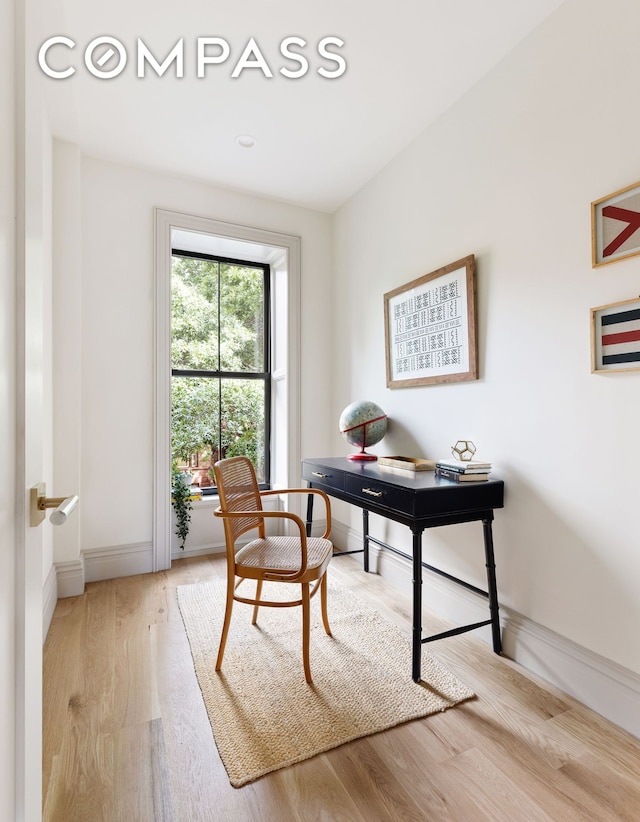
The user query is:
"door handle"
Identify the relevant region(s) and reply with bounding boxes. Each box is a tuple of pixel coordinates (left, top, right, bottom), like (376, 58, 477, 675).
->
(30, 483, 79, 527)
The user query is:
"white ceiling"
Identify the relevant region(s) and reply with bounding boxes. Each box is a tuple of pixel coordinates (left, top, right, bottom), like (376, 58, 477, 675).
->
(36, 0, 565, 213)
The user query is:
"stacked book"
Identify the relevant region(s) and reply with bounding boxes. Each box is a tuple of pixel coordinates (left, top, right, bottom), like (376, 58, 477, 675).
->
(435, 457, 492, 482)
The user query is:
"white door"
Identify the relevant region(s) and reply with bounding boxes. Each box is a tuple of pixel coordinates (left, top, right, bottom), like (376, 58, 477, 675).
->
(6, 1, 50, 818)
(14, 133, 48, 822)
(0, 8, 20, 817)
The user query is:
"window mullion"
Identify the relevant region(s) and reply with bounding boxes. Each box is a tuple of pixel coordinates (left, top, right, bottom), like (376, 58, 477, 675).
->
(171, 369, 268, 379)
(217, 261, 222, 469)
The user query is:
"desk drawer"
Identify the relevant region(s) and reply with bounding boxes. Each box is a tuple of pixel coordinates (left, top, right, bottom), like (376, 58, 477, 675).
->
(345, 475, 413, 515)
(302, 462, 345, 493)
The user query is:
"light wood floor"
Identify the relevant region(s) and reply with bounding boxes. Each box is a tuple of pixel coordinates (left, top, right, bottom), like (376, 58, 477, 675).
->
(43, 554, 640, 821)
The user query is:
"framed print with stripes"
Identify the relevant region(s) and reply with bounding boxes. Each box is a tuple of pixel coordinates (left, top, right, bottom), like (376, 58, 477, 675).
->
(591, 297, 640, 373)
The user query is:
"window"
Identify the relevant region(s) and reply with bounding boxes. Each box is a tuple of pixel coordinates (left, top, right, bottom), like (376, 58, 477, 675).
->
(171, 250, 270, 491)
(155, 209, 301, 570)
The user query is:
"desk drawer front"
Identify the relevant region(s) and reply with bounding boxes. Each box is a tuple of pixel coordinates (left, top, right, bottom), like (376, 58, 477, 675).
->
(302, 463, 345, 493)
(345, 475, 413, 515)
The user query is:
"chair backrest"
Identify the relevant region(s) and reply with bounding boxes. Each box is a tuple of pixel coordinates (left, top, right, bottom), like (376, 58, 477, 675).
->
(214, 456, 265, 545)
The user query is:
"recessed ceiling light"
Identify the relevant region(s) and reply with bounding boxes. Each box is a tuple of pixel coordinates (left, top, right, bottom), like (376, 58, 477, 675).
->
(236, 135, 256, 149)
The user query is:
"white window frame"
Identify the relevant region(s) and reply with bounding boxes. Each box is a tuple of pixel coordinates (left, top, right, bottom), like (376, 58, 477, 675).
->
(154, 209, 301, 571)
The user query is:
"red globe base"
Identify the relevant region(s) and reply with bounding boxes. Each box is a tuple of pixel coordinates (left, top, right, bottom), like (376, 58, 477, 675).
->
(347, 451, 377, 461)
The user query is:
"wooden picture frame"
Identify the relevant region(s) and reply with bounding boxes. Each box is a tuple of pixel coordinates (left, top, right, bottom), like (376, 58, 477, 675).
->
(384, 255, 478, 388)
(592, 181, 640, 267)
(590, 296, 640, 373)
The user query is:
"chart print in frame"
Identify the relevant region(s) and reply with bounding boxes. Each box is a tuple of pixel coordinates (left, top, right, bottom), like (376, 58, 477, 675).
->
(384, 255, 478, 388)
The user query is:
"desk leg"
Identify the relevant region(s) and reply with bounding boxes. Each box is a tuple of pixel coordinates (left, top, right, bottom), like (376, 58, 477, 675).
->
(412, 527, 423, 682)
(362, 509, 370, 572)
(482, 515, 502, 655)
(305, 489, 314, 538)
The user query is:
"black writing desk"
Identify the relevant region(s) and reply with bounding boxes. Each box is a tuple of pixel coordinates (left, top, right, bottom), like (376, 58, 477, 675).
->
(301, 457, 504, 682)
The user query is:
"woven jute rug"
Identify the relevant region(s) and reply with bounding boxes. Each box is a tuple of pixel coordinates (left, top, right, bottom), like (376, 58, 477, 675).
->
(177, 577, 474, 788)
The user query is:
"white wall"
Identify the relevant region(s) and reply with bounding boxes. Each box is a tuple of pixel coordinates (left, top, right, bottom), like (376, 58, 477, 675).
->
(54, 153, 333, 564)
(332, 0, 640, 677)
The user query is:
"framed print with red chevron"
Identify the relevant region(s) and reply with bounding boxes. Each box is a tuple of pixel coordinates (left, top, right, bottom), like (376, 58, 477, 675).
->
(592, 181, 640, 267)
(591, 297, 640, 373)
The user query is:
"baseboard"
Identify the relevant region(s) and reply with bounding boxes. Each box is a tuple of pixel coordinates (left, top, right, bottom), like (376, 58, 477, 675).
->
(331, 519, 640, 740)
(42, 563, 58, 640)
(84, 541, 154, 582)
(55, 557, 85, 598)
(325, 519, 355, 550)
(172, 543, 225, 560)
(502, 611, 640, 739)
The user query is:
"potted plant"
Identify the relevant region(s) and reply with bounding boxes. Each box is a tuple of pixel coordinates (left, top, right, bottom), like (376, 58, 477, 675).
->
(171, 464, 193, 550)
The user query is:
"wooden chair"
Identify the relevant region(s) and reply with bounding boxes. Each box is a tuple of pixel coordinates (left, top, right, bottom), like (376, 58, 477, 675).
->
(213, 455, 333, 684)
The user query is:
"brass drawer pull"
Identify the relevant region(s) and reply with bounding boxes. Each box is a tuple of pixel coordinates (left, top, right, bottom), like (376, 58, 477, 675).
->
(312, 471, 329, 478)
(362, 488, 383, 498)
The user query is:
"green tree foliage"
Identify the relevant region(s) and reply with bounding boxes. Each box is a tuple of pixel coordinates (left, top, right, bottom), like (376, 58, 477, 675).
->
(170, 256, 266, 481)
(170, 378, 219, 463)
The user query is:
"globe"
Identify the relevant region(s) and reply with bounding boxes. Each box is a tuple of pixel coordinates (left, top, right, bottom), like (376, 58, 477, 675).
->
(339, 400, 388, 461)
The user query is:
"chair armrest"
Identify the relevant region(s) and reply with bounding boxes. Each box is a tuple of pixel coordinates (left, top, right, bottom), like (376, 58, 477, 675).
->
(214, 507, 311, 581)
(259, 487, 332, 539)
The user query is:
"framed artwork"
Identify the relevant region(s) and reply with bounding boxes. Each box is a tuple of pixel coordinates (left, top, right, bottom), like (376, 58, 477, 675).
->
(384, 255, 478, 388)
(590, 296, 640, 373)
(592, 181, 640, 267)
